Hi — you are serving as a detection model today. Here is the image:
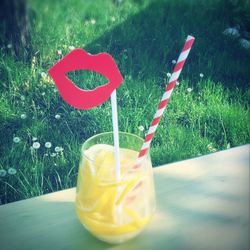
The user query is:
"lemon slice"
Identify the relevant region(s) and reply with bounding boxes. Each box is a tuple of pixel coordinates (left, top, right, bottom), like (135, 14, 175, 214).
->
(98, 179, 128, 187)
(80, 214, 139, 236)
(94, 149, 109, 170)
(124, 207, 150, 228)
(96, 150, 116, 181)
(98, 188, 117, 223)
(116, 174, 143, 205)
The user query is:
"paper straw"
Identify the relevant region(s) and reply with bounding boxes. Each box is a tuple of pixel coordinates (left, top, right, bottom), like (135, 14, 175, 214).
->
(111, 90, 121, 181)
(135, 35, 195, 167)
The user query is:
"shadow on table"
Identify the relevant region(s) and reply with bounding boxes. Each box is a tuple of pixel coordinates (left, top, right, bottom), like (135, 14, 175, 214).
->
(152, 166, 250, 250)
(154, 173, 241, 221)
(0, 199, 110, 250)
(1, 198, 188, 250)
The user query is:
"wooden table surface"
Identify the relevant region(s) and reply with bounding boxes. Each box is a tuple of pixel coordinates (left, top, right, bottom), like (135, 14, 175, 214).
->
(0, 145, 249, 250)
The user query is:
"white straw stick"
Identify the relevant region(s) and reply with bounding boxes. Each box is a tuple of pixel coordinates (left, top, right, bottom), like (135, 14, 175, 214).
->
(111, 90, 121, 181)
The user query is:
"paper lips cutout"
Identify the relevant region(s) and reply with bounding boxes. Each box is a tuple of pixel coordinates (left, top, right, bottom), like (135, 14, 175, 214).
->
(48, 49, 123, 109)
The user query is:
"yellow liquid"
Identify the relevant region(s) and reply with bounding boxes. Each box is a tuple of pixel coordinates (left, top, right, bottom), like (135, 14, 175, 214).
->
(75, 144, 155, 244)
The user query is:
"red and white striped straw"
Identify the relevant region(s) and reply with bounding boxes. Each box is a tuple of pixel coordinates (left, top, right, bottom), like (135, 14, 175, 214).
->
(136, 35, 195, 167)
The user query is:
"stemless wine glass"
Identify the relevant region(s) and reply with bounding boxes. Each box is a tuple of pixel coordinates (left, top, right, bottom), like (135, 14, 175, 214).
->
(75, 132, 156, 244)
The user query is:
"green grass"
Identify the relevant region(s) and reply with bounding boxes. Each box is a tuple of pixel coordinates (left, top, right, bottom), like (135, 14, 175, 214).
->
(0, 0, 249, 204)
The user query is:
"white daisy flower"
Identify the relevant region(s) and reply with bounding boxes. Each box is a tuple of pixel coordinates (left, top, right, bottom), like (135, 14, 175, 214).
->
(0, 169, 7, 177)
(187, 88, 193, 92)
(111, 17, 116, 22)
(223, 27, 240, 38)
(32, 142, 41, 149)
(41, 72, 47, 78)
(239, 38, 250, 50)
(207, 143, 217, 152)
(69, 46, 75, 51)
(57, 49, 62, 55)
(45, 142, 52, 148)
(199, 73, 204, 78)
(51, 153, 57, 157)
(55, 146, 64, 153)
(55, 146, 60, 152)
(13, 137, 21, 143)
(55, 114, 61, 119)
(167, 72, 171, 78)
(8, 168, 17, 175)
(41, 92, 45, 96)
(20, 114, 27, 119)
(90, 19, 96, 25)
(7, 44, 12, 49)
(138, 125, 144, 132)
(171, 59, 176, 64)
(20, 95, 25, 101)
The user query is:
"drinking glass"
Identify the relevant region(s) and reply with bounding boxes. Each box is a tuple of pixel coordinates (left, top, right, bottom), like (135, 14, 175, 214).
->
(75, 132, 156, 244)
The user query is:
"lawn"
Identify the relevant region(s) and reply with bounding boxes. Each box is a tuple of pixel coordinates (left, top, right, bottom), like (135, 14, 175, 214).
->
(0, 0, 249, 204)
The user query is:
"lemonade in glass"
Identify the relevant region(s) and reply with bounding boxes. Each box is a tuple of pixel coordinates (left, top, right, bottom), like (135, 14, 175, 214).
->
(75, 132, 156, 244)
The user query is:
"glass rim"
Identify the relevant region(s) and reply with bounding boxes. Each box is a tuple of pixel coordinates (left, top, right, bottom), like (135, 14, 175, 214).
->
(81, 131, 145, 164)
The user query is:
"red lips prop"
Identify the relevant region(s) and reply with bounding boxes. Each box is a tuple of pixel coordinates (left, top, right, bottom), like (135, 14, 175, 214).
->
(48, 49, 123, 109)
